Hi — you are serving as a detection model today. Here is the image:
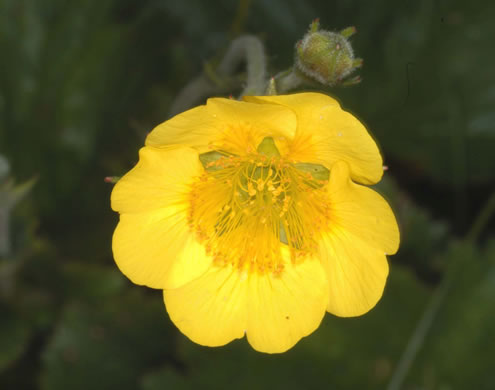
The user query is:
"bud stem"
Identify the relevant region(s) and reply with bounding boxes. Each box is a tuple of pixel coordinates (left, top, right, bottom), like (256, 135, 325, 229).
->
(272, 68, 304, 94)
(169, 35, 267, 116)
(238, 35, 267, 97)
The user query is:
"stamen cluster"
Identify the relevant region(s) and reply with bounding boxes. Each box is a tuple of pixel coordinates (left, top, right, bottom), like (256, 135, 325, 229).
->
(188, 147, 332, 276)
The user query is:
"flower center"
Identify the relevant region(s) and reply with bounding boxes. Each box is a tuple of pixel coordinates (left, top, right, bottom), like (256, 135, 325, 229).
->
(188, 137, 332, 276)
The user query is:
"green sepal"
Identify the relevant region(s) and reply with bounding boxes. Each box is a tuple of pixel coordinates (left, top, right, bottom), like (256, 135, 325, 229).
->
(309, 18, 320, 33)
(279, 222, 289, 245)
(257, 137, 280, 158)
(340, 26, 357, 38)
(294, 162, 330, 182)
(341, 75, 362, 86)
(199, 151, 231, 172)
(279, 222, 304, 249)
(352, 58, 363, 68)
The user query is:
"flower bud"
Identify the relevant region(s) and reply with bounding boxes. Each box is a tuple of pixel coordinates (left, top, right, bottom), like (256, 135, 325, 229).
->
(294, 20, 362, 87)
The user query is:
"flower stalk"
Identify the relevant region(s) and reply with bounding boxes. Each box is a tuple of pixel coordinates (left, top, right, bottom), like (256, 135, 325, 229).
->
(169, 19, 363, 117)
(168, 35, 267, 116)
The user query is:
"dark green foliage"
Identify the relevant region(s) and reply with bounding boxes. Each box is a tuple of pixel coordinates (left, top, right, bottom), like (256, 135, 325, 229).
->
(405, 241, 495, 390)
(40, 290, 176, 390)
(0, 304, 33, 374)
(0, 0, 494, 389)
(139, 266, 429, 390)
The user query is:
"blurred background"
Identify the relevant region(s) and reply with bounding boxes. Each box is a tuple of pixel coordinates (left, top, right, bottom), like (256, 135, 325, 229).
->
(1, 0, 494, 389)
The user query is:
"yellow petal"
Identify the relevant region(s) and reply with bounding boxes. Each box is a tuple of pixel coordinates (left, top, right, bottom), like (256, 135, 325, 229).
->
(164, 252, 328, 353)
(319, 161, 396, 317)
(145, 97, 296, 156)
(113, 209, 211, 289)
(244, 93, 383, 185)
(164, 264, 248, 347)
(111, 146, 202, 214)
(328, 161, 400, 255)
(319, 228, 389, 317)
(111, 147, 211, 289)
(246, 252, 328, 353)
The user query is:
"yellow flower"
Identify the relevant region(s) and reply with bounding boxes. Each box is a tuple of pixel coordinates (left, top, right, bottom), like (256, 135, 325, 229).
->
(111, 92, 399, 353)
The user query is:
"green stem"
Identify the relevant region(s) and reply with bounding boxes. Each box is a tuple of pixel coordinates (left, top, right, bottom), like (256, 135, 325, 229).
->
(447, 86, 468, 230)
(230, 0, 253, 36)
(467, 190, 495, 243)
(386, 273, 452, 390)
(386, 188, 495, 390)
(272, 68, 304, 94)
(168, 35, 266, 116)
(0, 207, 11, 257)
(237, 35, 267, 97)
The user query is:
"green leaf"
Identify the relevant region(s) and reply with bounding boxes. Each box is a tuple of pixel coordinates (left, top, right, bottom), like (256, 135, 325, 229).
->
(60, 262, 125, 303)
(140, 367, 188, 390)
(404, 241, 495, 389)
(40, 290, 176, 390)
(0, 304, 33, 374)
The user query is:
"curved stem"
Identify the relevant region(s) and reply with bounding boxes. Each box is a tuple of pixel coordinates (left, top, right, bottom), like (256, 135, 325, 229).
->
(273, 68, 304, 94)
(168, 35, 266, 117)
(238, 35, 266, 97)
(386, 273, 452, 390)
(387, 188, 495, 390)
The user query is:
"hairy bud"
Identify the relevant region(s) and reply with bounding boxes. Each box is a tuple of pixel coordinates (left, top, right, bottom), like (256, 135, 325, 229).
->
(295, 20, 362, 87)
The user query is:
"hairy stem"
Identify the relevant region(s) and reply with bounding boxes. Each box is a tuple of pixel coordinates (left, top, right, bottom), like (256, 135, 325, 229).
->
(273, 68, 304, 94)
(168, 35, 266, 117)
